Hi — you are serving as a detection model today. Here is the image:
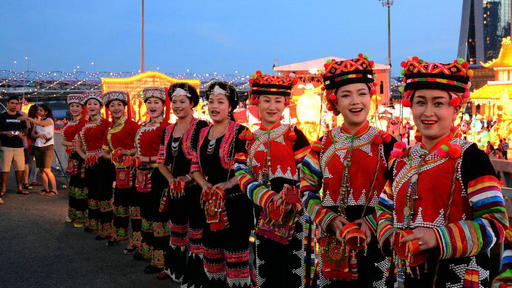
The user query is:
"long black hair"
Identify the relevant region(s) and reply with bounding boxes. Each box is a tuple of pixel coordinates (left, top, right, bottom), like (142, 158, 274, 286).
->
(40, 104, 54, 121)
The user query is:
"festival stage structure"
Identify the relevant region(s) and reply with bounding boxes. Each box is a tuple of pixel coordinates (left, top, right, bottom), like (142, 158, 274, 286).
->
(471, 36, 512, 146)
(101, 71, 200, 122)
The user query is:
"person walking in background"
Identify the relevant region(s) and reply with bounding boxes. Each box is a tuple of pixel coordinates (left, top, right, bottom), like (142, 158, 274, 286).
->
(503, 138, 509, 159)
(0, 96, 28, 203)
(22, 104, 57, 196)
(61, 94, 87, 227)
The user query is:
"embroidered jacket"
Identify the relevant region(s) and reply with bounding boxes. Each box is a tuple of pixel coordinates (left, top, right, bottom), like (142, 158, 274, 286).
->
(300, 121, 395, 232)
(79, 117, 110, 156)
(135, 119, 169, 159)
(235, 123, 310, 208)
(376, 136, 508, 260)
(104, 117, 140, 152)
(62, 117, 86, 154)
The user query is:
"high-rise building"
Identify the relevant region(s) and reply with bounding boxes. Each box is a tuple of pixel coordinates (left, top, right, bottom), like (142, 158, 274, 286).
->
(458, 0, 511, 64)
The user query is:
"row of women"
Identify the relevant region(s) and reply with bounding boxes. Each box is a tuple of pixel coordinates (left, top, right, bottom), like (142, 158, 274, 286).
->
(59, 54, 512, 288)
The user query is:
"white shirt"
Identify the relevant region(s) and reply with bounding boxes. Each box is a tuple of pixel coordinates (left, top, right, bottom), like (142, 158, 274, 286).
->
(34, 118, 54, 147)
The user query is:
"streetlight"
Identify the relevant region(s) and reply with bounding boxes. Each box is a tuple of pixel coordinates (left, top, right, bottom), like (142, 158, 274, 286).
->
(379, 0, 393, 68)
(24, 56, 29, 72)
(90, 61, 95, 73)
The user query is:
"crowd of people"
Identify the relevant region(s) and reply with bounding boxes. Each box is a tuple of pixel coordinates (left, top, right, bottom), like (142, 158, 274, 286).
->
(0, 96, 57, 205)
(1, 55, 512, 287)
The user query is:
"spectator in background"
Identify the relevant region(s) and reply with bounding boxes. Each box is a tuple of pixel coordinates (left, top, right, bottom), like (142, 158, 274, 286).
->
(0, 96, 28, 203)
(22, 104, 57, 196)
(23, 104, 39, 189)
(503, 138, 509, 160)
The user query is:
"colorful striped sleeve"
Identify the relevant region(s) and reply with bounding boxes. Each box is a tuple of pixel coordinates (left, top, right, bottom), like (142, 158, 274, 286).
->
(300, 146, 337, 231)
(234, 152, 277, 208)
(492, 229, 512, 287)
(433, 175, 508, 259)
(376, 181, 397, 251)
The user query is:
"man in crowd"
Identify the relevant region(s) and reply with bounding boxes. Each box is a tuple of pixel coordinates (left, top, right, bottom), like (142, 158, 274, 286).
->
(0, 96, 28, 204)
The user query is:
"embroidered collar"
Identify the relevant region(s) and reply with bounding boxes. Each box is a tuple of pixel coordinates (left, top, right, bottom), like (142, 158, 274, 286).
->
(420, 133, 453, 154)
(341, 121, 370, 139)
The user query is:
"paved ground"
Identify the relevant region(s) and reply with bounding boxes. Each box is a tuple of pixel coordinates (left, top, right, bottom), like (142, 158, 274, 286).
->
(0, 170, 177, 288)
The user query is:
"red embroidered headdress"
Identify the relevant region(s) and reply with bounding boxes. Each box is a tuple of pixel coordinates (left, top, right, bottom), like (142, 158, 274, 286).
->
(321, 53, 377, 114)
(248, 71, 297, 105)
(67, 94, 83, 106)
(400, 57, 472, 107)
(104, 91, 129, 106)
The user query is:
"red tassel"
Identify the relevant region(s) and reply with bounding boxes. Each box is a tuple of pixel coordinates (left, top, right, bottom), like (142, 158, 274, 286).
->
(383, 134, 392, 143)
(252, 98, 259, 105)
(288, 131, 297, 141)
(402, 98, 411, 107)
(329, 93, 336, 101)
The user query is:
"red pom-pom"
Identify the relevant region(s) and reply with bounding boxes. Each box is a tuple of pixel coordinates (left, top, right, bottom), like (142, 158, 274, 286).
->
(324, 63, 329, 69)
(449, 96, 461, 107)
(383, 134, 392, 143)
(390, 150, 402, 158)
(463, 91, 470, 99)
(329, 93, 336, 101)
(400, 61, 407, 67)
(402, 98, 411, 107)
(450, 126, 458, 133)
(249, 79, 254, 84)
(395, 141, 407, 150)
(437, 147, 448, 158)
(369, 60, 375, 66)
(239, 134, 246, 140)
(285, 100, 291, 106)
(288, 131, 297, 141)
(246, 134, 254, 141)
(374, 137, 383, 144)
(462, 62, 469, 69)
(448, 145, 461, 159)
(412, 56, 419, 62)
(256, 70, 262, 75)
(292, 79, 298, 85)
(252, 98, 259, 105)
(358, 53, 364, 58)
(321, 86, 325, 91)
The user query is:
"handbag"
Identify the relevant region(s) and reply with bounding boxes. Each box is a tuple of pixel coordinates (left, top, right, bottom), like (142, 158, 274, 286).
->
(135, 169, 152, 193)
(202, 186, 229, 231)
(115, 168, 132, 189)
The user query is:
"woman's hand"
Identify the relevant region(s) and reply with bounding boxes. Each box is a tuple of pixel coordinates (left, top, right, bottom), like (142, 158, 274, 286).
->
(213, 181, 232, 191)
(400, 227, 438, 251)
(355, 218, 372, 244)
(329, 215, 349, 242)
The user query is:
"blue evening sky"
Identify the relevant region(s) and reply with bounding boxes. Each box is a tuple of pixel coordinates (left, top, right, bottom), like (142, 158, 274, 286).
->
(0, 0, 462, 76)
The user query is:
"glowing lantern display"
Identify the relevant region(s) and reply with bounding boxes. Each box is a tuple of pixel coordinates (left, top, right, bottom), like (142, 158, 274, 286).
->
(101, 71, 200, 123)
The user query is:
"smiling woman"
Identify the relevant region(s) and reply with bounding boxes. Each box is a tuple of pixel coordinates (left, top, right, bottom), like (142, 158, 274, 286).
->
(300, 54, 396, 288)
(376, 57, 509, 287)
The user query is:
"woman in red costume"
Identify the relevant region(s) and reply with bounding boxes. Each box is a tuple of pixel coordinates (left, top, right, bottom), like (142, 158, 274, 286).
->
(235, 71, 313, 287)
(102, 91, 139, 247)
(131, 87, 171, 274)
(300, 55, 396, 287)
(375, 57, 508, 287)
(75, 92, 113, 239)
(62, 94, 87, 227)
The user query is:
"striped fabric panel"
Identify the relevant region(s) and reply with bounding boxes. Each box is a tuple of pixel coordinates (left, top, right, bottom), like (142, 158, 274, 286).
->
(294, 145, 310, 165)
(156, 144, 165, 165)
(363, 213, 377, 234)
(300, 150, 337, 230)
(376, 182, 396, 249)
(234, 160, 276, 208)
(433, 175, 508, 259)
(493, 230, 512, 286)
